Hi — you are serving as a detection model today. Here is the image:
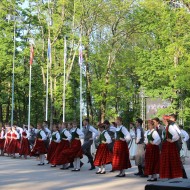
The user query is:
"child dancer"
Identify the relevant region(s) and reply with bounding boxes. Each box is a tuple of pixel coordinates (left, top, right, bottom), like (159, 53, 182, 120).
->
(0, 126, 5, 156)
(4, 125, 12, 156)
(94, 124, 112, 174)
(144, 120, 161, 181)
(47, 124, 60, 167)
(19, 126, 31, 159)
(31, 123, 47, 165)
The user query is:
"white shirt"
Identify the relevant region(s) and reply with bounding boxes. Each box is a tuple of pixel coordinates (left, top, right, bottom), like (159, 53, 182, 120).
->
(0, 131, 5, 139)
(109, 125, 116, 133)
(168, 124, 180, 142)
(136, 127, 144, 144)
(71, 127, 84, 139)
(115, 125, 131, 142)
(130, 129, 136, 139)
(144, 129, 161, 145)
(16, 127, 23, 135)
(39, 130, 47, 141)
(61, 129, 72, 141)
(180, 129, 189, 142)
(101, 130, 112, 144)
(84, 125, 99, 139)
(51, 131, 60, 143)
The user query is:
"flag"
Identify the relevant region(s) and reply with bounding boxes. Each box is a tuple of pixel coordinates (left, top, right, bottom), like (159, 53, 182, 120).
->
(79, 45, 83, 66)
(29, 45, 34, 65)
(47, 38, 51, 60)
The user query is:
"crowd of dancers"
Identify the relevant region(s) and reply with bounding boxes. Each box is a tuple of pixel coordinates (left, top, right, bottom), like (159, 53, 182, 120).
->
(0, 115, 189, 181)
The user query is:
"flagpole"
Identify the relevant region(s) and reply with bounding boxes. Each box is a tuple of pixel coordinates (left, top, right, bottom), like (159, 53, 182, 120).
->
(62, 36, 67, 122)
(28, 63, 32, 131)
(79, 37, 82, 129)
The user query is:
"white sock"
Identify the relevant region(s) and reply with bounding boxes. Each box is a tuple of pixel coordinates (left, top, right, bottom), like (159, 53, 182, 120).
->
(97, 167, 101, 172)
(76, 158, 80, 169)
(153, 174, 157, 179)
(101, 165, 105, 172)
(40, 154, 45, 164)
(121, 169, 125, 175)
(73, 158, 77, 169)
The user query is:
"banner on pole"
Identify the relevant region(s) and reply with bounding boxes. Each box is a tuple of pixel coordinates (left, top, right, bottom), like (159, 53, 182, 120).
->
(30, 45, 34, 65)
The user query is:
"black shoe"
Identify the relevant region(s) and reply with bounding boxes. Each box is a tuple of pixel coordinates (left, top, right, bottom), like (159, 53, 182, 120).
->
(71, 169, 80, 172)
(109, 169, 115, 172)
(51, 165, 56, 167)
(100, 171, 106, 174)
(38, 163, 44, 166)
(150, 178, 157, 182)
(96, 171, 101, 174)
(134, 172, 143, 176)
(47, 162, 49, 164)
(140, 174, 148, 178)
(60, 167, 69, 170)
(69, 165, 74, 168)
(115, 174, 126, 177)
(80, 162, 84, 168)
(89, 166, 96, 170)
(147, 179, 152, 182)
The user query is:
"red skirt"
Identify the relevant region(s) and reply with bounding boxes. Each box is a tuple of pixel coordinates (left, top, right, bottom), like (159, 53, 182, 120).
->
(61, 139, 83, 164)
(50, 140, 70, 165)
(19, 138, 31, 155)
(144, 144, 160, 175)
(30, 139, 47, 156)
(8, 139, 20, 154)
(0, 139, 5, 149)
(160, 141, 183, 178)
(47, 141, 59, 161)
(94, 144, 112, 166)
(4, 138, 11, 153)
(112, 140, 131, 170)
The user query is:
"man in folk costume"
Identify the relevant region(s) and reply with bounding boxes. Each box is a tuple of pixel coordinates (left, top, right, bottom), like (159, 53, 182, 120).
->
(179, 125, 189, 164)
(144, 120, 161, 182)
(0, 126, 5, 156)
(28, 124, 37, 148)
(47, 124, 60, 167)
(103, 120, 116, 172)
(42, 121, 51, 150)
(112, 117, 131, 177)
(31, 123, 47, 165)
(50, 122, 72, 169)
(82, 118, 98, 170)
(169, 114, 187, 179)
(19, 126, 31, 159)
(134, 118, 146, 177)
(160, 115, 183, 179)
(94, 123, 112, 174)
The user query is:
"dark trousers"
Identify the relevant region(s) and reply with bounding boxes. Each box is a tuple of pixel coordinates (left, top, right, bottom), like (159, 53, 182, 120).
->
(82, 141, 93, 164)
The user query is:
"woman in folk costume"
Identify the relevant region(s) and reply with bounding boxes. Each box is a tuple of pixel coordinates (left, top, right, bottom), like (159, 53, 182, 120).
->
(47, 124, 60, 167)
(179, 125, 189, 164)
(50, 122, 72, 169)
(159, 115, 183, 179)
(31, 123, 47, 165)
(94, 123, 112, 174)
(112, 117, 131, 177)
(19, 126, 31, 159)
(62, 122, 84, 172)
(8, 126, 20, 158)
(0, 126, 6, 156)
(4, 126, 12, 156)
(144, 120, 161, 182)
(128, 123, 137, 160)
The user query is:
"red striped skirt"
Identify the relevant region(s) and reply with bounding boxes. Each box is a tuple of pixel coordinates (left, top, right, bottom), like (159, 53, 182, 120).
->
(30, 139, 47, 156)
(8, 139, 20, 154)
(144, 144, 160, 175)
(94, 144, 112, 166)
(50, 140, 70, 165)
(112, 140, 131, 170)
(160, 141, 183, 178)
(0, 139, 5, 149)
(61, 139, 83, 164)
(47, 141, 59, 161)
(19, 138, 31, 155)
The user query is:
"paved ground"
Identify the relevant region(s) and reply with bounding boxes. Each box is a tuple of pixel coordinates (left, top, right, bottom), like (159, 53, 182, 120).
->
(0, 155, 190, 190)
